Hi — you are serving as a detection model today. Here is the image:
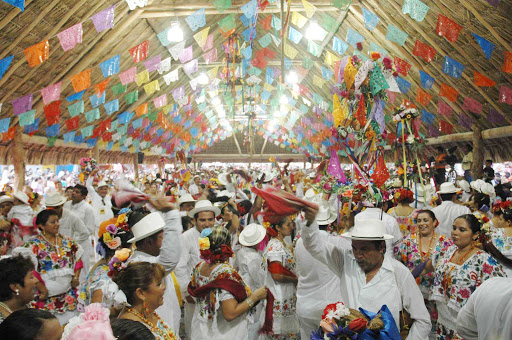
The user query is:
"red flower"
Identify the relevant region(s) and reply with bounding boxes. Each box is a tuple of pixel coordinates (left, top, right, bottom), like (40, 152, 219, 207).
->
(322, 303, 339, 320)
(348, 317, 368, 332)
(482, 263, 493, 275)
(459, 288, 471, 299)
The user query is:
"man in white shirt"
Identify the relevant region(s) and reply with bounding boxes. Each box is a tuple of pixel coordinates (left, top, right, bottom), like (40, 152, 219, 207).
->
(85, 172, 114, 228)
(188, 176, 201, 196)
(432, 182, 470, 237)
(457, 277, 512, 340)
(175, 200, 220, 338)
(301, 209, 431, 339)
(130, 197, 182, 333)
(354, 202, 402, 258)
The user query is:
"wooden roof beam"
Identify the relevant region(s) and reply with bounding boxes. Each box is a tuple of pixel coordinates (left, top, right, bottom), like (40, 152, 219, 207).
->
(0, 0, 34, 31)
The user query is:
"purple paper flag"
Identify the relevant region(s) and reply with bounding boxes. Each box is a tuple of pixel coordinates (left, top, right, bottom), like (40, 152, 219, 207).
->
(484, 0, 500, 7)
(202, 34, 214, 52)
(144, 54, 162, 73)
(462, 96, 482, 114)
(90, 5, 115, 33)
(458, 113, 473, 129)
(488, 108, 507, 125)
(172, 86, 185, 100)
(153, 94, 167, 108)
(119, 66, 137, 85)
(183, 59, 198, 75)
(41, 82, 62, 105)
(428, 124, 440, 137)
(179, 46, 193, 64)
(11, 93, 33, 115)
(57, 23, 83, 52)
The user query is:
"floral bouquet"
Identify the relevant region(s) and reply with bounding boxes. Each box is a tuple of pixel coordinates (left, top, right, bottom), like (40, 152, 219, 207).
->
(107, 248, 133, 277)
(79, 157, 98, 175)
(473, 211, 492, 244)
(392, 103, 419, 123)
(311, 302, 400, 340)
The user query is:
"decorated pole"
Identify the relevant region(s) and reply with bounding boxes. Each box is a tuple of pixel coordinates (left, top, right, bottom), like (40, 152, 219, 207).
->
(472, 123, 484, 179)
(12, 127, 25, 191)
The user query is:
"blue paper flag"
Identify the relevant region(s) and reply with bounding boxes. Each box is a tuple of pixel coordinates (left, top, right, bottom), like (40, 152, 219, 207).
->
(419, 70, 435, 89)
(89, 92, 106, 108)
(185, 8, 206, 31)
(266, 67, 274, 84)
(46, 124, 60, 138)
(2, 0, 24, 11)
(346, 28, 364, 47)
(118, 111, 134, 124)
(242, 46, 253, 59)
(396, 76, 412, 94)
(261, 90, 271, 101)
(0, 56, 14, 81)
(66, 90, 86, 102)
(442, 56, 465, 78)
(362, 7, 380, 31)
(472, 33, 495, 60)
(24, 118, 40, 134)
(74, 134, 84, 144)
(241, 0, 257, 20)
(240, 14, 254, 27)
(120, 146, 128, 152)
(421, 109, 435, 125)
(86, 138, 98, 148)
(241, 27, 253, 42)
(104, 99, 119, 115)
(284, 57, 292, 69)
(132, 118, 143, 129)
(63, 131, 75, 143)
(332, 37, 348, 55)
(184, 120, 192, 129)
(99, 55, 120, 77)
(0, 118, 10, 133)
(106, 141, 113, 150)
(288, 26, 303, 44)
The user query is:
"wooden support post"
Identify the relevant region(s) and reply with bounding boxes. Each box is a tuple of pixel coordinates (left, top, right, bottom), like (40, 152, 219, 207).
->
(471, 124, 484, 180)
(133, 153, 139, 183)
(13, 127, 25, 191)
(93, 145, 100, 164)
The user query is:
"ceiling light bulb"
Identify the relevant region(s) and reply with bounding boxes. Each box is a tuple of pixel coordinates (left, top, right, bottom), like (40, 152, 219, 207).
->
(198, 73, 209, 85)
(287, 71, 298, 84)
(280, 95, 288, 105)
(305, 21, 324, 41)
(167, 22, 183, 43)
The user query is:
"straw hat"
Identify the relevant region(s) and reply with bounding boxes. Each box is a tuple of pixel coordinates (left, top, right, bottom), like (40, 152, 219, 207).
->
(457, 180, 471, 193)
(43, 191, 67, 207)
(480, 183, 496, 199)
(188, 200, 221, 218)
(470, 179, 486, 193)
(437, 182, 459, 194)
(239, 223, 266, 247)
(316, 201, 338, 225)
(342, 219, 394, 240)
(128, 212, 166, 243)
(12, 191, 30, 205)
(177, 193, 196, 206)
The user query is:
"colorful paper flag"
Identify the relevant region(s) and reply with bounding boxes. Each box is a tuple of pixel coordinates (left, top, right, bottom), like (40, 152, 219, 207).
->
(503, 51, 512, 73)
(104, 99, 119, 115)
(419, 70, 435, 89)
(185, 8, 206, 32)
(57, 23, 83, 51)
(458, 113, 473, 129)
(46, 124, 60, 138)
(386, 24, 408, 46)
(70, 69, 91, 92)
(402, 0, 429, 22)
(99, 54, 120, 77)
(488, 108, 506, 125)
(11, 94, 32, 116)
(442, 56, 465, 78)
(2, 0, 25, 11)
(0, 56, 14, 81)
(128, 40, 149, 63)
(416, 88, 432, 106)
(362, 7, 380, 30)
(437, 100, 453, 118)
(462, 96, 482, 114)
(67, 100, 84, 117)
(499, 85, 512, 105)
(24, 40, 49, 67)
(439, 83, 459, 102)
(90, 5, 115, 33)
(40, 82, 62, 105)
(473, 71, 495, 87)
(439, 120, 453, 134)
(436, 15, 463, 42)
(472, 33, 495, 61)
(413, 40, 436, 62)
(18, 109, 35, 127)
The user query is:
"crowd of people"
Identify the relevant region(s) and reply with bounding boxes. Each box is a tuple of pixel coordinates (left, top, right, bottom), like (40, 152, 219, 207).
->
(0, 161, 510, 340)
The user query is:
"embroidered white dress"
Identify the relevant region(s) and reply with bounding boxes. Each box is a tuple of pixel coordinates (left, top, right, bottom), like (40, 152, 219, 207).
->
(490, 228, 512, 277)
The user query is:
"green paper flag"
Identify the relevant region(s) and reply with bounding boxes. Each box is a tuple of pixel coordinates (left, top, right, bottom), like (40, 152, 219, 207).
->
(369, 65, 389, 95)
(67, 100, 84, 117)
(112, 83, 127, 96)
(117, 125, 127, 135)
(307, 40, 321, 57)
(47, 137, 56, 147)
(303, 57, 314, 70)
(19, 109, 36, 127)
(331, 0, 352, 11)
(322, 13, 338, 32)
(81, 125, 93, 138)
(125, 90, 138, 105)
(213, 0, 232, 13)
(148, 111, 158, 121)
(218, 14, 236, 31)
(85, 108, 100, 123)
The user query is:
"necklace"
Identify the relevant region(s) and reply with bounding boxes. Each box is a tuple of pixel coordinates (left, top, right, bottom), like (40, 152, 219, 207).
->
(40, 233, 61, 258)
(450, 244, 476, 265)
(417, 232, 437, 261)
(127, 307, 177, 340)
(0, 301, 13, 314)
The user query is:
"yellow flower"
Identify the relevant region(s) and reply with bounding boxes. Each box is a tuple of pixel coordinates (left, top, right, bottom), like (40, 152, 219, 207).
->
(262, 221, 271, 229)
(116, 214, 127, 225)
(199, 237, 210, 251)
(103, 232, 112, 243)
(115, 248, 131, 262)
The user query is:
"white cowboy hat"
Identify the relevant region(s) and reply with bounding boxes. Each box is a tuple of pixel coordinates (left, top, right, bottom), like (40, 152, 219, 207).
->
(316, 201, 338, 225)
(188, 200, 221, 218)
(218, 173, 232, 186)
(304, 188, 319, 202)
(0, 195, 13, 205)
(239, 223, 266, 247)
(178, 193, 196, 206)
(97, 181, 109, 188)
(437, 182, 459, 194)
(12, 191, 30, 205)
(257, 170, 275, 183)
(470, 179, 486, 193)
(342, 219, 394, 240)
(128, 212, 166, 243)
(480, 183, 496, 199)
(412, 183, 435, 198)
(217, 190, 236, 199)
(43, 191, 67, 207)
(457, 180, 471, 193)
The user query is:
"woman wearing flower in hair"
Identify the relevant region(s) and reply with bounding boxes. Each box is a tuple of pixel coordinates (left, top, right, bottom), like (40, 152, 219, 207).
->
(387, 188, 418, 235)
(417, 214, 506, 339)
(77, 210, 133, 312)
(188, 226, 268, 339)
(12, 209, 83, 325)
(261, 215, 300, 339)
(111, 257, 178, 340)
(488, 203, 512, 277)
(394, 210, 453, 338)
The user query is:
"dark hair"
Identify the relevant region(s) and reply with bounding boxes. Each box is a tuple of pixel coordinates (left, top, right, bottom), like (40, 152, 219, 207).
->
(74, 184, 88, 197)
(473, 192, 491, 211)
(0, 255, 35, 301)
(65, 186, 74, 192)
(35, 209, 59, 227)
(181, 216, 193, 231)
(372, 240, 387, 254)
(194, 210, 215, 221)
(466, 144, 473, 152)
(436, 146, 444, 152)
(486, 159, 493, 164)
(111, 319, 156, 340)
(112, 262, 166, 305)
(455, 214, 481, 233)
(128, 211, 149, 229)
(237, 200, 252, 216)
(0, 309, 56, 340)
(440, 193, 456, 201)
(502, 209, 512, 222)
(416, 210, 437, 222)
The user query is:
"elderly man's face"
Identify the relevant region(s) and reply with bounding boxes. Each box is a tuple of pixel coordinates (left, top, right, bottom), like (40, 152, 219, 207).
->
(352, 240, 384, 272)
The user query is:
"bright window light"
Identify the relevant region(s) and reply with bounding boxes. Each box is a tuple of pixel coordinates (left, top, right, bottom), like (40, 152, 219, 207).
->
(287, 71, 298, 84)
(211, 97, 221, 106)
(305, 21, 325, 41)
(167, 22, 183, 43)
(197, 73, 209, 85)
(280, 95, 288, 105)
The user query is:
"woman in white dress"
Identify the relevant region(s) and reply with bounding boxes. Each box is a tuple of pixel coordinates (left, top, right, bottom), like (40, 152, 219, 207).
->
(188, 226, 268, 340)
(262, 215, 300, 339)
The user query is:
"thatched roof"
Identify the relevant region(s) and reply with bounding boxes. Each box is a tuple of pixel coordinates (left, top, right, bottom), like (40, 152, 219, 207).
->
(0, 0, 511, 164)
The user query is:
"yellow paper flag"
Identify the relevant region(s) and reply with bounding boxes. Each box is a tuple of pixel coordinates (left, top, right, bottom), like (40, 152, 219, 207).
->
(136, 70, 150, 86)
(333, 93, 342, 127)
(144, 79, 160, 95)
(207, 66, 219, 79)
(344, 57, 357, 90)
(302, 0, 317, 18)
(313, 75, 325, 88)
(284, 45, 298, 59)
(193, 27, 210, 49)
(291, 11, 308, 28)
(263, 82, 275, 92)
(324, 51, 340, 66)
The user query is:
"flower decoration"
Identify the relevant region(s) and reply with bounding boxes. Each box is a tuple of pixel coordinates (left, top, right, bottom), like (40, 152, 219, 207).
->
(108, 248, 133, 276)
(79, 157, 98, 175)
(394, 188, 414, 204)
(199, 237, 210, 251)
(492, 200, 512, 214)
(473, 211, 492, 244)
(392, 104, 419, 123)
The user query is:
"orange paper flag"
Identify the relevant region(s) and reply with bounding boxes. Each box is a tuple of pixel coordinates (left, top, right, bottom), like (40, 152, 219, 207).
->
(473, 71, 495, 87)
(344, 57, 357, 90)
(136, 103, 148, 117)
(439, 83, 459, 102)
(94, 78, 110, 95)
(503, 51, 512, 73)
(24, 40, 50, 67)
(416, 88, 432, 106)
(70, 69, 91, 92)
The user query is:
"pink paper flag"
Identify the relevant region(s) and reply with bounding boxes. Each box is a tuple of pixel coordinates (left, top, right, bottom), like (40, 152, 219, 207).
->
(499, 85, 512, 105)
(202, 34, 214, 52)
(153, 94, 167, 108)
(144, 54, 162, 73)
(57, 23, 83, 52)
(11, 94, 33, 116)
(437, 100, 452, 118)
(179, 46, 193, 63)
(183, 59, 198, 75)
(40, 82, 62, 104)
(90, 5, 116, 33)
(462, 96, 482, 114)
(386, 90, 397, 105)
(203, 48, 217, 64)
(119, 66, 137, 85)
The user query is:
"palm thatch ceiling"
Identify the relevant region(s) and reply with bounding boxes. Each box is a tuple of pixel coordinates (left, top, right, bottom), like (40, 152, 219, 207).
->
(0, 0, 511, 164)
